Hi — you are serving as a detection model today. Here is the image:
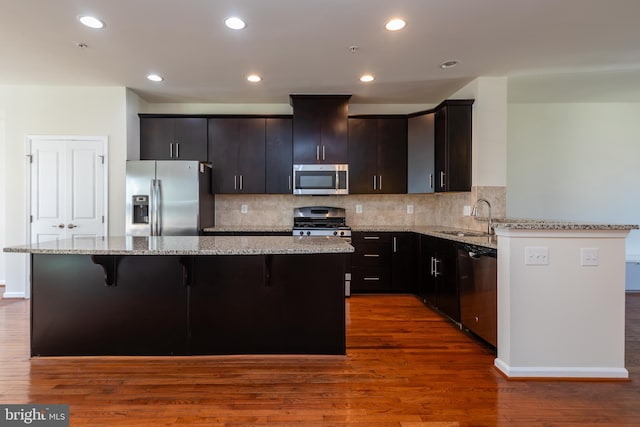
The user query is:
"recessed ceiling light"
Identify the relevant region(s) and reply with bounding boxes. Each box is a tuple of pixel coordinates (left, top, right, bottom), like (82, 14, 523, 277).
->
(147, 74, 163, 82)
(225, 17, 246, 30)
(440, 60, 459, 69)
(360, 74, 375, 83)
(247, 74, 262, 83)
(385, 18, 406, 31)
(78, 15, 105, 29)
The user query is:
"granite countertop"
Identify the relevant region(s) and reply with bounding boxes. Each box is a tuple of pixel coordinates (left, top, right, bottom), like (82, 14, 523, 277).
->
(3, 235, 355, 255)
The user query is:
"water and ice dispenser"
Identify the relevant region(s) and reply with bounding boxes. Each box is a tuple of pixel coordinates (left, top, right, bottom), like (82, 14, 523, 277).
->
(132, 195, 149, 224)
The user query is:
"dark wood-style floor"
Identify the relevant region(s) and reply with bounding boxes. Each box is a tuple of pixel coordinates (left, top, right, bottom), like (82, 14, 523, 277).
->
(1, 292, 639, 426)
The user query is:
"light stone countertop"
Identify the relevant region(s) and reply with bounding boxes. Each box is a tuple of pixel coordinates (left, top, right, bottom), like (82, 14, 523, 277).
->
(3, 235, 355, 255)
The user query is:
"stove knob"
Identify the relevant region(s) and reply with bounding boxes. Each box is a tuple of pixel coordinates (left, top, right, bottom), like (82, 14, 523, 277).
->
(299, 231, 304, 236)
(306, 231, 311, 236)
(333, 231, 338, 236)
(340, 231, 345, 236)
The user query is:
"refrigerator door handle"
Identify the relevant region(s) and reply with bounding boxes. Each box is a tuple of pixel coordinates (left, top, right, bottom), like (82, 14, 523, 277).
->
(154, 179, 161, 236)
(151, 179, 161, 236)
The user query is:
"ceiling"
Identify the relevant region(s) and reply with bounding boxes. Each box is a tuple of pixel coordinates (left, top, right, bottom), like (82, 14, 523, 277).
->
(1, 0, 640, 105)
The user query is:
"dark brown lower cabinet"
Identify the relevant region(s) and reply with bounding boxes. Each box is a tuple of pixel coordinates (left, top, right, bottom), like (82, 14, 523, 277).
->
(30, 253, 346, 357)
(350, 232, 417, 293)
(419, 236, 460, 323)
(190, 254, 345, 355)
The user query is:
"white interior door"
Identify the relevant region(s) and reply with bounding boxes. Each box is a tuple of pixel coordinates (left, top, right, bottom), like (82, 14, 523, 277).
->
(29, 136, 107, 245)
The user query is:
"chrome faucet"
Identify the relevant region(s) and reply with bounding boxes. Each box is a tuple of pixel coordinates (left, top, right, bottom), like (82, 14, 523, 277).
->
(472, 198, 494, 235)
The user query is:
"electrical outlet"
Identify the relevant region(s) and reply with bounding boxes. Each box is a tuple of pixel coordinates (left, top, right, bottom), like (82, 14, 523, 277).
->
(355, 204, 362, 214)
(241, 204, 248, 214)
(407, 205, 414, 214)
(524, 246, 549, 265)
(463, 205, 472, 216)
(581, 248, 599, 266)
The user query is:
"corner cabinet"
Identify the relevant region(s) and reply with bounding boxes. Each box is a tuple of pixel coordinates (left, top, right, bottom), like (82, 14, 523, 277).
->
(291, 95, 350, 164)
(348, 117, 408, 194)
(407, 112, 435, 193)
(434, 100, 473, 192)
(140, 116, 207, 161)
(208, 118, 266, 194)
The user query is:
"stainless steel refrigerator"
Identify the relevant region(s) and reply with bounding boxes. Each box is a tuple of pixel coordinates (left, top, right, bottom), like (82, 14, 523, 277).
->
(126, 160, 214, 236)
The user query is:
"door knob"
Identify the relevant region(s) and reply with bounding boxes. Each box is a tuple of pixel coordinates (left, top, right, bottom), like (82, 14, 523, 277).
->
(67, 224, 77, 229)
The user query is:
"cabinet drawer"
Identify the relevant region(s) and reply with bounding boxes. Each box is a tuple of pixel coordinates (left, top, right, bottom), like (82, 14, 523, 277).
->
(351, 269, 391, 292)
(351, 232, 392, 245)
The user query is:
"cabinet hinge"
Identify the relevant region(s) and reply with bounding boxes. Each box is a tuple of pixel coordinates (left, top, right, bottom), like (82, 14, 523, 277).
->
(26, 154, 33, 163)
(98, 155, 105, 165)
(102, 216, 105, 224)
(30, 215, 33, 223)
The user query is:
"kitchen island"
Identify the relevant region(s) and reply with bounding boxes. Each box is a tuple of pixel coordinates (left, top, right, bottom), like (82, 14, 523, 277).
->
(5, 236, 354, 357)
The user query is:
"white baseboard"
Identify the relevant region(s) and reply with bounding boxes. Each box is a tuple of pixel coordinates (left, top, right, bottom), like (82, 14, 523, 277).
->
(494, 358, 629, 379)
(1, 291, 27, 299)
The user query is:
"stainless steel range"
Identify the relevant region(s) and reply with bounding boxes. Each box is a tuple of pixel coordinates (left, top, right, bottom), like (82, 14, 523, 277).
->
(292, 206, 351, 239)
(293, 206, 352, 297)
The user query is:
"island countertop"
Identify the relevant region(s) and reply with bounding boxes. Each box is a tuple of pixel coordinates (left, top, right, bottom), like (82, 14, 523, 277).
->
(3, 235, 355, 256)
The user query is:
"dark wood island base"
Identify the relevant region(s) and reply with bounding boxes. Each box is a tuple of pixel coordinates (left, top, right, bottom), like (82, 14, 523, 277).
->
(31, 252, 347, 357)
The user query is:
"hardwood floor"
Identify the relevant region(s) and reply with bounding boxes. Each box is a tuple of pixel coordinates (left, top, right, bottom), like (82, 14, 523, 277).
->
(1, 293, 639, 426)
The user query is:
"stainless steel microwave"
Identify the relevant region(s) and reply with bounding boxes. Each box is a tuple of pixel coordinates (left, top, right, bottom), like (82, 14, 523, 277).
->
(293, 164, 349, 195)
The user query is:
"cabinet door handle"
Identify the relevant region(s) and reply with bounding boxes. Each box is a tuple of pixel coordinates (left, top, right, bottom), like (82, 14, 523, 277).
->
(364, 277, 380, 281)
(67, 224, 77, 229)
(363, 236, 380, 240)
(52, 224, 65, 229)
(379, 175, 382, 191)
(175, 142, 180, 158)
(169, 143, 174, 158)
(429, 173, 433, 189)
(288, 175, 292, 191)
(316, 145, 320, 161)
(234, 175, 237, 190)
(393, 237, 397, 253)
(433, 258, 441, 277)
(373, 175, 377, 190)
(440, 171, 445, 189)
(322, 145, 325, 161)
(364, 254, 380, 257)
(239, 175, 243, 190)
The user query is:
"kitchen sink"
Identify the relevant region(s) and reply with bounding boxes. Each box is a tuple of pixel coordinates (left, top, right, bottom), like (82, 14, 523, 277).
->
(438, 230, 490, 238)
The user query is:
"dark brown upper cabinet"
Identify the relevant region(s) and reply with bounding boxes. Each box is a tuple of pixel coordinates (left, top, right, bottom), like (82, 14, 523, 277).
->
(434, 100, 473, 192)
(291, 95, 351, 164)
(208, 118, 266, 194)
(265, 118, 293, 194)
(140, 117, 207, 160)
(348, 116, 407, 194)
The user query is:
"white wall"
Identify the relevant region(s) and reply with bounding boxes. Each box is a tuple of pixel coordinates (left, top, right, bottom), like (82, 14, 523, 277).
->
(507, 102, 640, 259)
(0, 109, 5, 286)
(450, 77, 508, 188)
(1, 86, 128, 297)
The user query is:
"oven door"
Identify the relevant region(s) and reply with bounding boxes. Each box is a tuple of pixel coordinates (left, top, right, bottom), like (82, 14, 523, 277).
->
(293, 164, 348, 195)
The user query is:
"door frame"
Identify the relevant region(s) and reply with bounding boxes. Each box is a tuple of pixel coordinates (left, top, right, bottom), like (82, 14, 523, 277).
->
(24, 135, 109, 298)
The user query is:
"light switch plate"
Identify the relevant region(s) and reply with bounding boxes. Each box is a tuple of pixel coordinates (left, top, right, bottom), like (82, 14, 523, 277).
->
(581, 248, 599, 266)
(525, 246, 549, 265)
(355, 204, 362, 214)
(407, 205, 414, 214)
(463, 205, 472, 216)
(241, 204, 248, 214)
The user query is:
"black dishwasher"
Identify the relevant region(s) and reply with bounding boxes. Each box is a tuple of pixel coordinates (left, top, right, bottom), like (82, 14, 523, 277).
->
(456, 243, 497, 348)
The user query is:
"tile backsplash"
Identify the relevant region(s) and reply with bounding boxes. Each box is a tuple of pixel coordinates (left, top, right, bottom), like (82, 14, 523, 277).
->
(215, 186, 506, 231)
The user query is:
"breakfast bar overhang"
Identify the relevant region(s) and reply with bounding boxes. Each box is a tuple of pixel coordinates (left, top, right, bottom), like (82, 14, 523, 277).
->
(5, 236, 354, 357)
